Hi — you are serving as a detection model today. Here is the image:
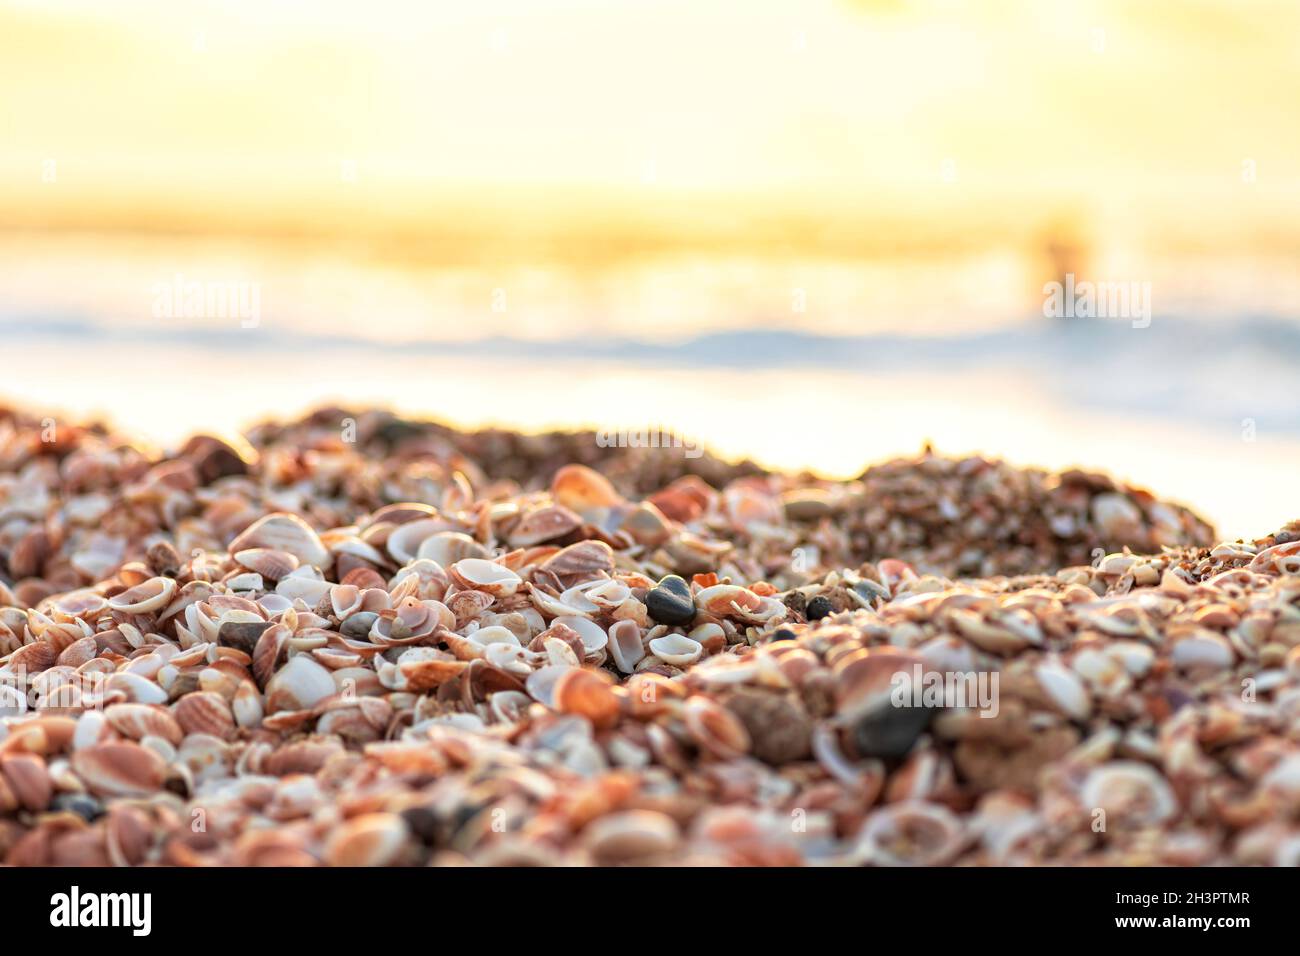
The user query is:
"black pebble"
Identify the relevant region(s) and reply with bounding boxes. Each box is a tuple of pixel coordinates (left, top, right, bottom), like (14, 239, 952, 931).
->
(51, 793, 104, 822)
(646, 575, 696, 626)
(853, 700, 936, 759)
(806, 596, 834, 621)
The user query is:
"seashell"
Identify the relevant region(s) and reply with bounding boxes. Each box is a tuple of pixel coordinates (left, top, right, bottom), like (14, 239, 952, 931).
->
(395, 652, 467, 691)
(553, 667, 620, 728)
(949, 608, 1032, 654)
(70, 741, 167, 797)
(552, 616, 608, 656)
(551, 464, 622, 515)
(683, 695, 750, 759)
(648, 632, 703, 666)
(266, 655, 337, 713)
(1035, 660, 1092, 720)
(525, 664, 573, 708)
(583, 810, 680, 864)
(9, 640, 56, 674)
(694, 584, 785, 624)
(325, 812, 410, 867)
(174, 691, 236, 739)
(1171, 632, 1235, 672)
(484, 689, 531, 725)
(508, 504, 582, 547)
(607, 619, 646, 673)
(413, 531, 486, 569)
(252, 622, 291, 687)
(449, 559, 521, 598)
(1091, 492, 1145, 541)
(231, 680, 264, 728)
(539, 541, 615, 585)
(856, 802, 966, 866)
(104, 671, 169, 706)
(229, 513, 330, 569)
(1, 753, 53, 811)
(388, 559, 451, 602)
(51, 589, 108, 620)
(617, 502, 673, 547)
(104, 703, 184, 746)
(1250, 540, 1300, 575)
(234, 548, 300, 582)
(384, 519, 455, 565)
(1080, 761, 1177, 828)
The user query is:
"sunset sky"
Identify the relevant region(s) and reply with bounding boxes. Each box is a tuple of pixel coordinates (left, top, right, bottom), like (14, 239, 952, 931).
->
(2, 0, 1298, 255)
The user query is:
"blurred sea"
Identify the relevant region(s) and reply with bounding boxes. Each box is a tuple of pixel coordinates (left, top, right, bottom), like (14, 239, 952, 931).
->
(1, 234, 1297, 541)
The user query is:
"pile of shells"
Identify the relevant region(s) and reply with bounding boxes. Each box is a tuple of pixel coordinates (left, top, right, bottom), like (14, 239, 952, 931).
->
(2, 406, 1290, 867)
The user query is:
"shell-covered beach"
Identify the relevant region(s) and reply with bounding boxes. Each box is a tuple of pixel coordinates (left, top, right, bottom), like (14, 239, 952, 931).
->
(1, 406, 1297, 866)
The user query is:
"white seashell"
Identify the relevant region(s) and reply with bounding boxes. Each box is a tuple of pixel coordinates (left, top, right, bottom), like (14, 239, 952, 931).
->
(384, 520, 453, 565)
(559, 583, 602, 614)
(230, 513, 330, 569)
(1036, 660, 1091, 720)
(231, 686, 263, 728)
(1171, 633, 1235, 671)
(73, 710, 109, 750)
(607, 619, 645, 674)
(485, 642, 531, 674)
(107, 577, 178, 615)
(266, 655, 337, 713)
(648, 633, 703, 666)
(276, 566, 334, 605)
(1080, 761, 1177, 826)
(105, 671, 169, 705)
(470, 625, 522, 647)
(544, 636, 581, 667)
(449, 559, 521, 597)
(554, 616, 608, 654)
(416, 531, 488, 567)
(525, 664, 572, 708)
(1105, 640, 1155, 678)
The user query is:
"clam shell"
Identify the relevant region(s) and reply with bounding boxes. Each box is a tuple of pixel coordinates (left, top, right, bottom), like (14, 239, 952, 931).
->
(508, 505, 582, 547)
(385, 519, 457, 565)
(648, 633, 703, 667)
(607, 619, 646, 673)
(174, 691, 236, 739)
(230, 513, 330, 569)
(551, 464, 622, 514)
(233, 548, 300, 582)
(553, 667, 620, 728)
(683, 695, 750, 759)
(104, 703, 184, 746)
(449, 559, 521, 597)
(583, 810, 680, 863)
(266, 655, 337, 713)
(325, 812, 410, 866)
(107, 576, 178, 615)
(539, 541, 615, 584)
(70, 741, 167, 797)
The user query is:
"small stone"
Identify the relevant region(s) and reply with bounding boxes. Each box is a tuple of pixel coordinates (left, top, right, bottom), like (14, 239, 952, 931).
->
(51, 792, 104, 822)
(645, 575, 695, 627)
(852, 699, 935, 759)
(806, 596, 834, 621)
